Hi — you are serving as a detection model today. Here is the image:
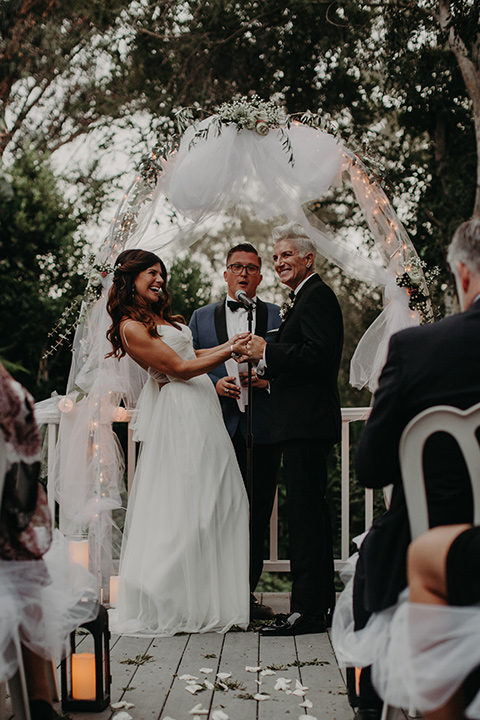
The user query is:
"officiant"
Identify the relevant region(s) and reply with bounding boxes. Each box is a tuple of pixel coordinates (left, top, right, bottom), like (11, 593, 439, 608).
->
(189, 243, 281, 620)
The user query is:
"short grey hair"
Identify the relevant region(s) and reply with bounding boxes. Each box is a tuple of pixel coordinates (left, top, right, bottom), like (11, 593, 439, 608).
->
(447, 218, 480, 275)
(272, 221, 317, 259)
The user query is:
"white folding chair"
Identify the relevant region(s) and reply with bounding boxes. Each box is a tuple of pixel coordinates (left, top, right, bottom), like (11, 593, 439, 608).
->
(380, 401, 480, 720)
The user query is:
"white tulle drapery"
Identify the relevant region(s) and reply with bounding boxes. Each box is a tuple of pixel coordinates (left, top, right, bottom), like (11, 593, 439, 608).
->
(36, 115, 430, 590)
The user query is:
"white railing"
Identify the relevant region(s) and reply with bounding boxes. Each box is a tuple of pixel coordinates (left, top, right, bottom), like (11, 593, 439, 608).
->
(39, 406, 372, 573)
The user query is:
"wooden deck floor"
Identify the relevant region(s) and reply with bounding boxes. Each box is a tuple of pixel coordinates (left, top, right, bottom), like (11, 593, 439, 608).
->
(7, 594, 355, 720)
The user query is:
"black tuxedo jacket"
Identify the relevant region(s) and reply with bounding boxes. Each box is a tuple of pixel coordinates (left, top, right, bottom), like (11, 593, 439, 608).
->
(354, 300, 480, 626)
(264, 274, 343, 444)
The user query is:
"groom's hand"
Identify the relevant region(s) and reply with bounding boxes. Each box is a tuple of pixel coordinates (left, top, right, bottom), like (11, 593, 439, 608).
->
(246, 335, 266, 362)
(216, 376, 241, 399)
(239, 370, 268, 390)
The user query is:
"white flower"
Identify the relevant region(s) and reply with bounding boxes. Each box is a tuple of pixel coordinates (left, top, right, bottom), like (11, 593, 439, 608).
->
(407, 266, 423, 284)
(89, 269, 103, 287)
(274, 677, 292, 691)
(255, 120, 269, 136)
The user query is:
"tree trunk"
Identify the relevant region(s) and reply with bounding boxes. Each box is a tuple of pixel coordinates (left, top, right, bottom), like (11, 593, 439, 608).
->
(438, 0, 480, 217)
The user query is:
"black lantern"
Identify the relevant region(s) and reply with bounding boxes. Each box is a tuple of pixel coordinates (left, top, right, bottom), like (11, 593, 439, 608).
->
(61, 604, 111, 712)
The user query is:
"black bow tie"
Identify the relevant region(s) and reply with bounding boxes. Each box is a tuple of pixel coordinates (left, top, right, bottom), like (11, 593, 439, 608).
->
(289, 291, 296, 301)
(227, 300, 244, 312)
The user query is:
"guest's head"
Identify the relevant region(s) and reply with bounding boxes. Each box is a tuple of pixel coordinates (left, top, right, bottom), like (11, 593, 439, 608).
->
(106, 249, 182, 359)
(224, 242, 263, 300)
(447, 219, 480, 311)
(271, 222, 316, 291)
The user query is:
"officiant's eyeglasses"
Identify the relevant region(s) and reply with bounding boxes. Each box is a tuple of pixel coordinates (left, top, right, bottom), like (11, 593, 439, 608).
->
(227, 263, 261, 275)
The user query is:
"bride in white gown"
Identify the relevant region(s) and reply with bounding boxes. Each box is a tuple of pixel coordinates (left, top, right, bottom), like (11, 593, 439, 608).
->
(106, 249, 250, 636)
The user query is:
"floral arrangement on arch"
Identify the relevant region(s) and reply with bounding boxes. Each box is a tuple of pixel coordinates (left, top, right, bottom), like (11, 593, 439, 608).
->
(175, 95, 296, 165)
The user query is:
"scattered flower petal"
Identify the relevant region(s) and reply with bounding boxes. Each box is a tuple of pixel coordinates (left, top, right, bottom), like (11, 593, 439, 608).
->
(285, 689, 293, 695)
(255, 679, 262, 686)
(185, 684, 204, 695)
(212, 711, 229, 720)
(111, 702, 135, 710)
(180, 674, 199, 681)
(245, 666, 262, 672)
(217, 681, 228, 691)
(199, 668, 213, 674)
(302, 715, 318, 720)
(204, 680, 215, 690)
(189, 704, 208, 715)
(216, 672, 232, 679)
(300, 699, 314, 708)
(261, 669, 276, 676)
(293, 688, 306, 697)
(254, 693, 271, 701)
(274, 677, 292, 691)
(112, 713, 133, 720)
(295, 679, 309, 691)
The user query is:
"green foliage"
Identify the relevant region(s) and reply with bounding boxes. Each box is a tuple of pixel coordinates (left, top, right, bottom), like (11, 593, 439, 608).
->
(0, 146, 87, 399)
(167, 255, 213, 322)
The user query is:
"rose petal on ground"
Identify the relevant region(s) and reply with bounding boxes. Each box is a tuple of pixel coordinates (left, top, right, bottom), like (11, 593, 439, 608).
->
(204, 679, 215, 690)
(253, 693, 270, 701)
(111, 702, 128, 710)
(217, 681, 229, 691)
(189, 704, 208, 715)
(245, 666, 262, 672)
(199, 668, 213, 674)
(295, 679, 309, 691)
(292, 688, 305, 697)
(180, 674, 199, 681)
(185, 684, 203, 695)
(274, 678, 292, 691)
(216, 672, 232, 679)
(212, 711, 229, 720)
(260, 669, 276, 676)
(300, 698, 313, 708)
(302, 715, 317, 720)
(112, 713, 133, 720)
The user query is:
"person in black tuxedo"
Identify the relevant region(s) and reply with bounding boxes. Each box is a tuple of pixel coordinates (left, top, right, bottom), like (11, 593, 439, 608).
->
(239, 222, 344, 636)
(189, 243, 281, 619)
(348, 218, 480, 720)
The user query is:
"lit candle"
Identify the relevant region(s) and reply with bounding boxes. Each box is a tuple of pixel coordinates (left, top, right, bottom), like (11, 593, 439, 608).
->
(71, 653, 96, 700)
(109, 576, 120, 605)
(68, 539, 89, 570)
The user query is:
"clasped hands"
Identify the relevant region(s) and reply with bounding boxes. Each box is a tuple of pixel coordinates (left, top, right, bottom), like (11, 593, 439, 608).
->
(216, 333, 267, 399)
(231, 332, 266, 363)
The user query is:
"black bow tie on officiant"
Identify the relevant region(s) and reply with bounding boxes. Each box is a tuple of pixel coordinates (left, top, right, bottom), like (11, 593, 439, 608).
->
(227, 300, 245, 312)
(289, 291, 296, 301)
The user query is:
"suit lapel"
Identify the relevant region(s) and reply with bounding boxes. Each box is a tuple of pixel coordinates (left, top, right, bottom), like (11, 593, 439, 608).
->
(214, 300, 228, 344)
(255, 299, 268, 338)
(276, 275, 320, 342)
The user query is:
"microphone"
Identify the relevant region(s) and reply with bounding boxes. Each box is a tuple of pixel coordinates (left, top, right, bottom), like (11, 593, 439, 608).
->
(235, 290, 256, 308)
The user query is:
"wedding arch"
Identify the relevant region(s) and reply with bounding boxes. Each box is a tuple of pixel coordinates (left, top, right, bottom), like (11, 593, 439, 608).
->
(38, 98, 433, 586)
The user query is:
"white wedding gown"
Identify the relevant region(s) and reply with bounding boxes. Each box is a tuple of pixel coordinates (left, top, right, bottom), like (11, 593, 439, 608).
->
(110, 323, 250, 636)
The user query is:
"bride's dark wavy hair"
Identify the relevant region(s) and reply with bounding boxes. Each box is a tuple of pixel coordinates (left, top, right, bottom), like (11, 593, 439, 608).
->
(106, 249, 184, 359)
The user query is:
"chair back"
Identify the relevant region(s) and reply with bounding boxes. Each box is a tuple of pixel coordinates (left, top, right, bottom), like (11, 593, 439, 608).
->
(399, 402, 480, 540)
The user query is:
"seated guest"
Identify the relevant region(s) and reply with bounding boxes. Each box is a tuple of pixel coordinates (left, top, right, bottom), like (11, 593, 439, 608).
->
(0, 362, 97, 720)
(332, 218, 480, 720)
(405, 524, 480, 720)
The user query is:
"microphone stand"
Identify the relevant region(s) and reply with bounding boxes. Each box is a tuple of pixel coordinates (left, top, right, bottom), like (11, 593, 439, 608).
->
(245, 302, 254, 533)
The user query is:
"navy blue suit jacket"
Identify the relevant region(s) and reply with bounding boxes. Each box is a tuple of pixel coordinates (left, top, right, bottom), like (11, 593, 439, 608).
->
(189, 298, 281, 444)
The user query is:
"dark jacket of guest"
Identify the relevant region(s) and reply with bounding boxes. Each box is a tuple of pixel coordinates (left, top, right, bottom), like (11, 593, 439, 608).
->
(353, 299, 480, 628)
